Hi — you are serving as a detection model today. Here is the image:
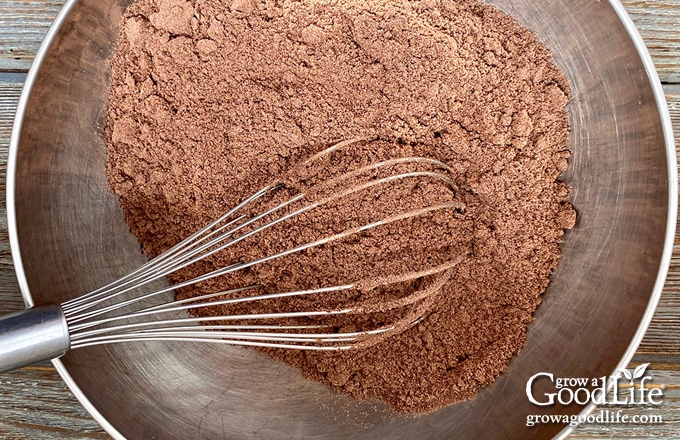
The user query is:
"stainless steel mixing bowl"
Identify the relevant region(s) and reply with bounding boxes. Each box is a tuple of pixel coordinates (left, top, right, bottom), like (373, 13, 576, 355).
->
(8, 0, 677, 438)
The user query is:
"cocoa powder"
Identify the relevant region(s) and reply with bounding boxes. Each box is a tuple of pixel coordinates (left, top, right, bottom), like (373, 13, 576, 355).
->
(106, 0, 576, 414)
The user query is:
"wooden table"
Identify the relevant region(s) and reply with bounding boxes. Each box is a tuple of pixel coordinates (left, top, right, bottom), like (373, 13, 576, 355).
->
(0, 1, 678, 438)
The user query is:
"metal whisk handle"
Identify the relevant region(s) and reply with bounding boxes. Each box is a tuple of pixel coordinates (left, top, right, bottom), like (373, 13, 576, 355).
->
(0, 305, 70, 373)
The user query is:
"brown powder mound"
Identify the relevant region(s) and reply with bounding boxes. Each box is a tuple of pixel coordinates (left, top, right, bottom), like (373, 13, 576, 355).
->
(106, 0, 576, 414)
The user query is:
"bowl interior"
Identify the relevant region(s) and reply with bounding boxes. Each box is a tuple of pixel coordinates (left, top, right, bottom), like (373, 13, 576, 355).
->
(11, 0, 672, 439)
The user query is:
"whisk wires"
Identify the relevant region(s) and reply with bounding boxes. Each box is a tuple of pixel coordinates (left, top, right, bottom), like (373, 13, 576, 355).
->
(61, 139, 465, 351)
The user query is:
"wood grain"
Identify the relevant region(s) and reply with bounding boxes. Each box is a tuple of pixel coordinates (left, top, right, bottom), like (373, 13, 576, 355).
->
(0, 76, 25, 315)
(0, 367, 109, 440)
(0, 0, 65, 71)
(622, 0, 680, 84)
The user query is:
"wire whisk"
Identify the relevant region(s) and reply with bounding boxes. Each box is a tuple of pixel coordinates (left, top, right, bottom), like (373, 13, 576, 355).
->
(0, 138, 465, 373)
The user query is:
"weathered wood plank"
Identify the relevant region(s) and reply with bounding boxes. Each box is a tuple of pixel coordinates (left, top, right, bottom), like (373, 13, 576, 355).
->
(0, 366, 110, 440)
(0, 0, 65, 71)
(0, 0, 679, 83)
(622, 0, 680, 84)
(0, 79, 24, 314)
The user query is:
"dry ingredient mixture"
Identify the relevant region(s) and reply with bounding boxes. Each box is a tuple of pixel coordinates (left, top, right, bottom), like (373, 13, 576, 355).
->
(106, 0, 576, 414)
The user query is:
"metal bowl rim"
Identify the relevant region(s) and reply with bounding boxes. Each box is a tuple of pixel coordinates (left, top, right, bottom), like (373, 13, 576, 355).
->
(6, 1, 677, 439)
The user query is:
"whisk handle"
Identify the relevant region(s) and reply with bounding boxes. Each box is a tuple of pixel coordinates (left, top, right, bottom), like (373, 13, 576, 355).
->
(0, 305, 70, 373)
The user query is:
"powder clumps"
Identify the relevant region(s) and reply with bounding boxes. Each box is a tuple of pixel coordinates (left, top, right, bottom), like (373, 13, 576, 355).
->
(106, 0, 576, 414)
